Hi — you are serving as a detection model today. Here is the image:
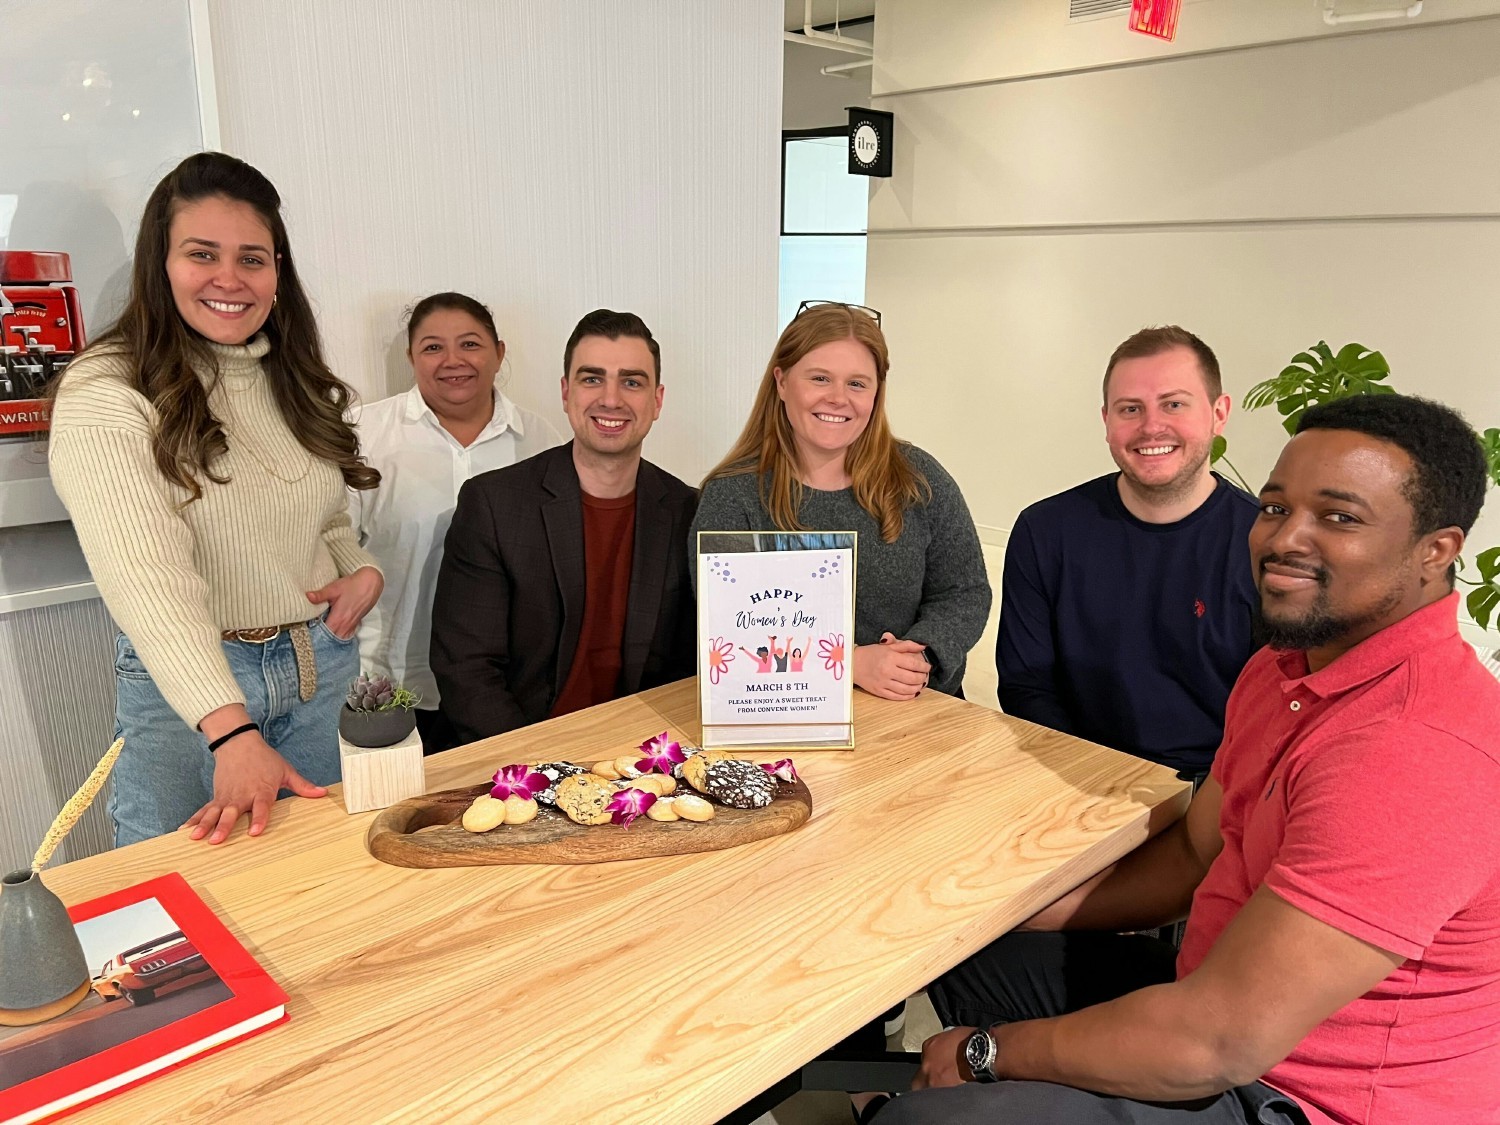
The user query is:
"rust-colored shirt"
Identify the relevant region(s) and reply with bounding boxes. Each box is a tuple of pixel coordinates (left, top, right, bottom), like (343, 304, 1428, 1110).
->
(549, 490, 636, 719)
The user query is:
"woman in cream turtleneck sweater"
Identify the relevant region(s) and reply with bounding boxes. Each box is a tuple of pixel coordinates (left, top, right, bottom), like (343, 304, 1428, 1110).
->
(49, 153, 384, 847)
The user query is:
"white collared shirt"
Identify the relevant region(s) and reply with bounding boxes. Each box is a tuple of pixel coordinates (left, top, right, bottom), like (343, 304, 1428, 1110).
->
(351, 384, 565, 706)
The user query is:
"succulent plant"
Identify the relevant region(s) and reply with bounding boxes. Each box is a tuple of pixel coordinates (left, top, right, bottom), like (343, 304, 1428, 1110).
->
(346, 673, 420, 713)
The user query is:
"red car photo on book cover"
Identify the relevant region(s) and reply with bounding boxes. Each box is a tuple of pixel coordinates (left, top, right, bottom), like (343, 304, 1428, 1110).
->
(0, 873, 287, 1125)
(90, 930, 215, 1007)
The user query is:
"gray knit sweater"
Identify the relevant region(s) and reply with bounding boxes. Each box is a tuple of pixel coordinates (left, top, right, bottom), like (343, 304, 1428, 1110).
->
(690, 445, 991, 695)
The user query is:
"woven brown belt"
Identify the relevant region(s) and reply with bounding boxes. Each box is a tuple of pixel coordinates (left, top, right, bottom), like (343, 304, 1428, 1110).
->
(221, 621, 319, 702)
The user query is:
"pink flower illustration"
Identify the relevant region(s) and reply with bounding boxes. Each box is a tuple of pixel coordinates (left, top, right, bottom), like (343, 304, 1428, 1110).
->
(818, 633, 846, 681)
(707, 636, 735, 684)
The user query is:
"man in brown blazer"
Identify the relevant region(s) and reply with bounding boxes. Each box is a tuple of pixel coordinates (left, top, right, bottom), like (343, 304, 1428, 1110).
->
(429, 310, 697, 749)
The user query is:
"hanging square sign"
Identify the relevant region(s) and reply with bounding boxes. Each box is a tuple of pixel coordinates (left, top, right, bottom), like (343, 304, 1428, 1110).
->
(847, 107, 894, 178)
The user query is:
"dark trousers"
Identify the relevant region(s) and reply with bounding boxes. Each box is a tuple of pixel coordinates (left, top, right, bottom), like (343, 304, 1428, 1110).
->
(414, 707, 460, 756)
(875, 932, 1310, 1125)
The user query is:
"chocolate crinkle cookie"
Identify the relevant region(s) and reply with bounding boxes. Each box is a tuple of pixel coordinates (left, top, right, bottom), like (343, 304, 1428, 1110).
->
(703, 759, 776, 810)
(533, 761, 587, 806)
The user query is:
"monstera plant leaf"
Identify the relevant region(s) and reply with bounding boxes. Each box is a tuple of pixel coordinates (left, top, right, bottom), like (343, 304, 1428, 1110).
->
(1480, 428, 1500, 489)
(1464, 547, 1500, 631)
(1243, 341, 1396, 435)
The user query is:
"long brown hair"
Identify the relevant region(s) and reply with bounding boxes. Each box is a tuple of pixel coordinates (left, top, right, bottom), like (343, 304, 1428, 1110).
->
(704, 304, 928, 542)
(62, 152, 378, 501)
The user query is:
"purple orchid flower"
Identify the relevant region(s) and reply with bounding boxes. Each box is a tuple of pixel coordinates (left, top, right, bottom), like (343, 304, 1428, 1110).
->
(491, 763, 548, 801)
(635, 730, 686, 775)
(607, 786, 657, 828)
(760, 759, 799, 783)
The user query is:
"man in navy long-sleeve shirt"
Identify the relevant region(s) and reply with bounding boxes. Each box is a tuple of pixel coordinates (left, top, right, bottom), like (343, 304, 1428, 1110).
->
(996, 327, 1258, 777)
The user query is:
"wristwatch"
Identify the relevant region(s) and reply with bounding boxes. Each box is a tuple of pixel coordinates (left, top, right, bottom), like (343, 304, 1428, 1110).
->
(963, 1027, 998, 1083)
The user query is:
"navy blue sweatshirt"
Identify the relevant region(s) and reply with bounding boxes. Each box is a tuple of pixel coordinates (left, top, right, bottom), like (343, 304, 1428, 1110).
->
(996, 473, 1260, 776)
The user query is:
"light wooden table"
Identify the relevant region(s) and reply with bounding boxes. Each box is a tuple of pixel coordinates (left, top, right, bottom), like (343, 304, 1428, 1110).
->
(43, 680, 1189, 1124)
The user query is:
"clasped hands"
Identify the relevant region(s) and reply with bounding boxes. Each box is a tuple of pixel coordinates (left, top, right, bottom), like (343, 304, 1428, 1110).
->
(853, 631, 930, 700)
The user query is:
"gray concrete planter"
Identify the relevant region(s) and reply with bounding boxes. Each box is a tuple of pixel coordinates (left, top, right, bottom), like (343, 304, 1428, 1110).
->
(339, 706, 417, 748)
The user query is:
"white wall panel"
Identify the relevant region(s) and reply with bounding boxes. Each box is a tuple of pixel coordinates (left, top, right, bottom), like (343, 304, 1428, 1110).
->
(870, 222, 1500, 560)
(0, 598, 117, 872)
(206, 0, 781, 485)
(866, 0, 1500, 649)
(869, 17, 1500, 232)
(872, 0, 1500, 95)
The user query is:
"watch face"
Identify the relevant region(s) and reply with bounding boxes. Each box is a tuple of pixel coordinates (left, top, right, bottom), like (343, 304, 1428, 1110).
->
(852, 122, 880, 167)
(964, 1029, 991, 1074)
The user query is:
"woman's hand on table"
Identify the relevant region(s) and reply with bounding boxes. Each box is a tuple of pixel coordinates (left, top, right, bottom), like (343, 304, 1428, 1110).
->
(912, 1025, 976, 1090)
(853, 633, 929, 700)
(307, 565, 383, 639)
(185, 728, 327, 844)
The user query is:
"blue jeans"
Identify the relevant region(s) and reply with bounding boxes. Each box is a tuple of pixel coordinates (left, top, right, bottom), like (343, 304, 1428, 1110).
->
(109, 617, 359, 847)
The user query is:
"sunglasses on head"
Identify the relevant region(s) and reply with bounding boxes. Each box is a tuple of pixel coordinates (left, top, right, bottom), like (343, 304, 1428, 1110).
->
(795, 300, 881, 327)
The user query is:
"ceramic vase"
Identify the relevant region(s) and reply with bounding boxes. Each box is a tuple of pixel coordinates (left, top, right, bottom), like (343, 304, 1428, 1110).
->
(0, 868, 90, 1026)
(339, 705, 417, 749)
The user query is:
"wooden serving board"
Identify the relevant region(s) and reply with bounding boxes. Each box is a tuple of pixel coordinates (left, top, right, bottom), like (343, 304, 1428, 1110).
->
(366, 779, 812, 868)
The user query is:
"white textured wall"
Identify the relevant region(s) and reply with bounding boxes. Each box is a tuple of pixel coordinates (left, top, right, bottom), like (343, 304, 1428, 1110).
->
(0, 599, 117, 871)
(1, 2, 782, 869)
(866, 0, 1500, 644)
(206, 0, 782, 485)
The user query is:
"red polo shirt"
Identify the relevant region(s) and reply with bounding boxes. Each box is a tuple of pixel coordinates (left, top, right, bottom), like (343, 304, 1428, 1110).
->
(1177, 593, 1500, 1125)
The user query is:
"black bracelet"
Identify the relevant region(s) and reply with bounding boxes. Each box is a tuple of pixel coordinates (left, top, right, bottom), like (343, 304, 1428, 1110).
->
(207, 722, 259, 753)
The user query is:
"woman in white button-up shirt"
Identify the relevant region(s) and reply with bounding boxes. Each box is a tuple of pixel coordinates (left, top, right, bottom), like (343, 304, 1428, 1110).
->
(352, 292, 564, 750)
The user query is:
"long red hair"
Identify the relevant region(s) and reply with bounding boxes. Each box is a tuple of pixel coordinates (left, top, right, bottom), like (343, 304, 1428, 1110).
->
(704, 305, 928, 542)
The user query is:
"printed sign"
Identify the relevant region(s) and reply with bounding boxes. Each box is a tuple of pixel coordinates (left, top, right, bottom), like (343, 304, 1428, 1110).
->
(697, 531, 855, 749)
(1129, 0, 1181, 41)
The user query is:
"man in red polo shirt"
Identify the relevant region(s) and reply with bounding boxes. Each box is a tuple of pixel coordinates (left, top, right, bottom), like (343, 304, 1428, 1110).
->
(869, 394, 1500, 1125)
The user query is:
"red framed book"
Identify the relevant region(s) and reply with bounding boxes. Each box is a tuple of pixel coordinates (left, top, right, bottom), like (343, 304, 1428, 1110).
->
(0, 873, 287, 1125)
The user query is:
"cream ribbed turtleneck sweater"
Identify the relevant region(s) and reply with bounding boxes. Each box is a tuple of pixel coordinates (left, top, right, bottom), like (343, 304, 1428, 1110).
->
(49, 335, 379, 727)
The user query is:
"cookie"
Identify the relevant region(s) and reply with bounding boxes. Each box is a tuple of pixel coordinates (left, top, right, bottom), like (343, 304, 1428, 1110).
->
(502, 796, 539, 825)
(462, 794, 506, 833)
(670, 745, 706, 779)
(533, 761, 587, 807)
(554, 773, 615, 825)
(646, 797, 681, 822)
(673, 793, 715, 822)
(681, 750, 736, 793)
(704, 759, 776, 809)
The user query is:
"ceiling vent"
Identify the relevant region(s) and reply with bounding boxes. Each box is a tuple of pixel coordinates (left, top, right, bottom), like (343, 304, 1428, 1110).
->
(1069, 0, 1132, 20)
